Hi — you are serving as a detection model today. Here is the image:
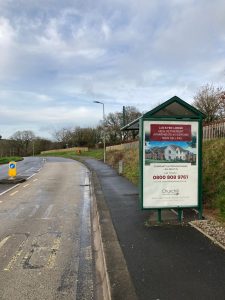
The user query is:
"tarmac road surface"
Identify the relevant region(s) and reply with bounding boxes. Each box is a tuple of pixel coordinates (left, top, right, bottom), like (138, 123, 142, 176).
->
(0, 157, 45, 194)
(0, 157, 94, 300)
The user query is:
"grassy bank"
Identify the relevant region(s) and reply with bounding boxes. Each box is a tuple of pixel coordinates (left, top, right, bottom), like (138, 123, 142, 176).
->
(39, 141, 225, 220)
(40, 149, 104, 160)
(106, 148, 139, 185)
(106, 141, 225, 220)
(203, 139, 225, 220)
(0, 156, 23, 165)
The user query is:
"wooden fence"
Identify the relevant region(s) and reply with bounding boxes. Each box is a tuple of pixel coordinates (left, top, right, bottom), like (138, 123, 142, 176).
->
(203, 121, 225, 140)
(106, 141, 139, 152)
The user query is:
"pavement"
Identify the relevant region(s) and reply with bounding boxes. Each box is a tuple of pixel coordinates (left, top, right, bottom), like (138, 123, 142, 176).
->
(84, 158, 225, 300)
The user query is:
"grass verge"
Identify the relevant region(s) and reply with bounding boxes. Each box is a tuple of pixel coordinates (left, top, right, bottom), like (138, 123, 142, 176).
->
(0, 157, 23, 165)
(106, 148, 139, 185)
(203, 139, 225, 220)
(39, 149, 104, 160)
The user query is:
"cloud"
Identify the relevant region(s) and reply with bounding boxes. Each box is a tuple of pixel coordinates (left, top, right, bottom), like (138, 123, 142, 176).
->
(0, 0, 224, 138)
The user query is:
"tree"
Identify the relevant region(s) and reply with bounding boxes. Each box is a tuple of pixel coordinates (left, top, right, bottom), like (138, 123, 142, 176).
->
(193, 84, 224, 123)
(52, 128, 72, 148)
(51, 106, 142, 148)
(32, 137, 55, 155)
(10, 130, 36, 156)
(103, 106, 142, 145)
(71, 127, 100, 147)
(122, 106, 142, 141)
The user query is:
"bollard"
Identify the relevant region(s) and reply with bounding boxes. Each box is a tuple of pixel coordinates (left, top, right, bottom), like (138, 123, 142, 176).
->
(8, 161, 17, 179)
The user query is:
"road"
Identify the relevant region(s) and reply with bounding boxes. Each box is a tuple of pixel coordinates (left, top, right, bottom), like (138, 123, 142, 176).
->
(0, 157, 94, 300)
(0, 157, 45, 194)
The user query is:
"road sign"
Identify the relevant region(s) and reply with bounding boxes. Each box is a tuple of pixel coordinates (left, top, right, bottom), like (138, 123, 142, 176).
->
(8, 161, 17, 177)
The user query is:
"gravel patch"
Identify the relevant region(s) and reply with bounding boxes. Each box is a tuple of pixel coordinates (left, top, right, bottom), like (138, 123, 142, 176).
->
(190, 219, 225, 250)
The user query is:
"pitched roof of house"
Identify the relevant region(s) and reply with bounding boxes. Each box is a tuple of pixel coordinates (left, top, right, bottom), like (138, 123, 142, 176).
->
(152, 146, 166, 152)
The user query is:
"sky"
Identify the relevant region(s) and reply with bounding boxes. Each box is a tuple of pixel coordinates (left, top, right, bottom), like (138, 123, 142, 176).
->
(0, 0, 225, 140)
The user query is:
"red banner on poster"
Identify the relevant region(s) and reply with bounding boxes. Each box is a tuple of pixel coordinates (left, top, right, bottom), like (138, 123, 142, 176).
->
(150, 124, 192, 141)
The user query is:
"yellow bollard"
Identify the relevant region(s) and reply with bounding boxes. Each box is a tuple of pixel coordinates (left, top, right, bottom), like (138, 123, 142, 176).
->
(8, 161, 17, 178)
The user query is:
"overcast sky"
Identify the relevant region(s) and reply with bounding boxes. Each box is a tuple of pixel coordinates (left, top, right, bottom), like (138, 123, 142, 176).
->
(0, 0, 225, 139)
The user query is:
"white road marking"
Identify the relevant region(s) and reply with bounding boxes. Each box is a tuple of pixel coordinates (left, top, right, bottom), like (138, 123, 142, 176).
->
(10, 191, 18, 196)
(24, 167, 34, 173)
(0, 200, 2, 203)
(0, 184, 20, 196)
(42, 204, 54, 219)
(12, 206, 25, 218)
(23, 184, 30, 188)
(0, 236, 10, 250)
(33, 178, 38, 182)
(29, 205, 40, 217)
(47, 237, 61, 269)
(4, 239, 27, 271)
(27, 174, 36, 180)
(84, 175, 90, 186)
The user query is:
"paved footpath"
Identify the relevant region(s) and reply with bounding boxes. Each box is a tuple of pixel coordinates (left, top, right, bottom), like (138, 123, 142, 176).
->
(85, 158, 225, 300)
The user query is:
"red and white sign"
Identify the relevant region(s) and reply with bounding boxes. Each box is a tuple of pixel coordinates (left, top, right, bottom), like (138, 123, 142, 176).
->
(150, 124, 191, 141)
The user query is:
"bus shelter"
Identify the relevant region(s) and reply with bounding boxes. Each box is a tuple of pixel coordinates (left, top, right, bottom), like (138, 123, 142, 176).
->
(122, 96, 205, 222)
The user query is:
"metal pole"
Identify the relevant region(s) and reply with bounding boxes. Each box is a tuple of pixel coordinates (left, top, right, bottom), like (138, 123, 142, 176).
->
(123, 106, 126, 127)
(178, 208, 183, 223)
(0, 135, 2, 157)
(94, 100, 106, 163)
(33, 141, 35, 157)
(103, 103, 106, 163)
(157, 209, 162, 223)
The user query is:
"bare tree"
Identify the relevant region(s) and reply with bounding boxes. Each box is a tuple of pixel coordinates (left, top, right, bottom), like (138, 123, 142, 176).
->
(71, 127, 100, 147)
(10, 130, 36, 156)
(102, 106, 141, 145)
(52, 128, 72, 148)
(193, 84, 224, 123)
(122, 106, 142, 141)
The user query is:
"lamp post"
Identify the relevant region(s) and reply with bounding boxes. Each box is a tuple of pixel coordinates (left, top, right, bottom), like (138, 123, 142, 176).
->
(93, 101, 106, 163)
(32, 140, 35, 157)
(0, 135, 2, 157)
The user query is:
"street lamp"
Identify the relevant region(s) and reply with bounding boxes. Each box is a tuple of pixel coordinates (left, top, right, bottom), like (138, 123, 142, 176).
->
(0, 135, 2, 157)
(93, 100, 106, 163)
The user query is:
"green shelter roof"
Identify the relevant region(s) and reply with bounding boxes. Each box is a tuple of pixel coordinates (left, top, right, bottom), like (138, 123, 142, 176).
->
(121, 96, 205, 131)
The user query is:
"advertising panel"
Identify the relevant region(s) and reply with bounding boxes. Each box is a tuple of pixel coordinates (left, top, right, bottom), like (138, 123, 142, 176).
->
(143, 121, 199, 208)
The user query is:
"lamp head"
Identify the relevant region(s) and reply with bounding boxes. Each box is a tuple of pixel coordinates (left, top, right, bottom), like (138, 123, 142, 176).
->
(93, 100, 103, 104)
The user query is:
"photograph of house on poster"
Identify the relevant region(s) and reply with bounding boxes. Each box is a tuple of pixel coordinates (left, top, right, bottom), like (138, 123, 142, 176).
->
(145, 124, 197, 165)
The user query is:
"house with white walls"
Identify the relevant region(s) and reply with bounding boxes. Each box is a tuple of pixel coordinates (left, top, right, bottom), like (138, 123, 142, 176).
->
(164, 145, 187, 161)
